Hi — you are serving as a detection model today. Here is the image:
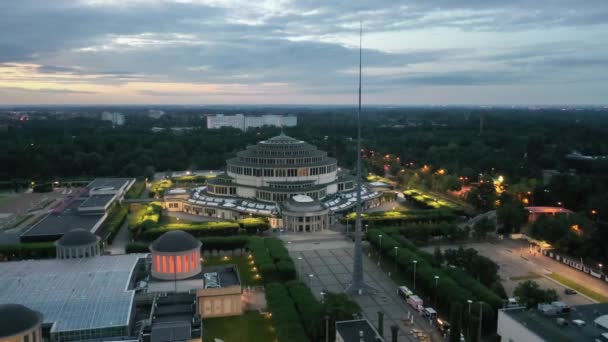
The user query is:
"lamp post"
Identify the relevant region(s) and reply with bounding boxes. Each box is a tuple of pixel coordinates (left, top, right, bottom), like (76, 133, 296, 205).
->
(365, 224, 369, 233)
(467, 299, 473, 342)
(393, 247, 399, 275)
(297, 256, 303, 279)
(413, 260, 418, 290)
(434, 275, 440, 307)
(309, 274, 314, 289)
(600, 263, 604, 275)
(378, 235, 383, 266)
(478, 302, 483, 342)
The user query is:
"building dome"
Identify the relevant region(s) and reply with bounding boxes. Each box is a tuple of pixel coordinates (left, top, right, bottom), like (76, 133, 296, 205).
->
(150, 230, 201, 253)
(56, 229, 97, 247)
(0, 304, 42, 338)
(55, 229, 101, 259)
(150, 230, 202, 281)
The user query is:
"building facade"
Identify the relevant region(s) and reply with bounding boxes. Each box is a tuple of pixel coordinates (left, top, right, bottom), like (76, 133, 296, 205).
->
(164, 134, 382, 231)
(206, 114, 297, 130)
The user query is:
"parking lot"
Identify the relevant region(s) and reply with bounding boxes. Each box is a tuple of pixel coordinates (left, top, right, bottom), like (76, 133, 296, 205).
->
(421, 240, 601, 306)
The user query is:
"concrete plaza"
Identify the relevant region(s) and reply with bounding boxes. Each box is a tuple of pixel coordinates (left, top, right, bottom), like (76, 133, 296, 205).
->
(285, 236, 442, 342)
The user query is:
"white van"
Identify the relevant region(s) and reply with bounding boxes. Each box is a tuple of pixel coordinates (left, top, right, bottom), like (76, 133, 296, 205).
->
(398, 286, 413, 299)
(423, 307, 437, 320)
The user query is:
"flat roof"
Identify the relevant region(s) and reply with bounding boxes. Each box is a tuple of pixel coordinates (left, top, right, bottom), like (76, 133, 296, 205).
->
(0, 254, 146, 333)
(336, 319, 384, 342)
(87, 178, 133, 191)
(20, 199, 105, 241)
(502, 303, 608, 341)
(79, 194, 116, 208)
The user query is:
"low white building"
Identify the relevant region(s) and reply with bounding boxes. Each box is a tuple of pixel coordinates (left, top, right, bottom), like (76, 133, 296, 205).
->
(206, 114, 297, 130)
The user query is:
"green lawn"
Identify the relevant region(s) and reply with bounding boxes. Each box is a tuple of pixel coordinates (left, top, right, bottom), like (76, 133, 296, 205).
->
(509, 272, 541, 281)
(203, 311, 277, 342)
(202, 255, 263, 287)
(548, 273, 608, 302)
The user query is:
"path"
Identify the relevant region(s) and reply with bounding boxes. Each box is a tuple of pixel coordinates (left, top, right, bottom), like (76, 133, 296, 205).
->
(286, 237, 443, 342)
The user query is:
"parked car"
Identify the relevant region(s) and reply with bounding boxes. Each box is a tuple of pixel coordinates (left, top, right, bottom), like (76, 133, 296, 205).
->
(422, 307, 438, 320)
(565, 288, 577, 295)
(398, 286, 413, 299)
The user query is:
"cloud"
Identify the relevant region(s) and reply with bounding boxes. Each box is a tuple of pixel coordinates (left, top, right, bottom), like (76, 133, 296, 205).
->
(0, 0, 607, 104)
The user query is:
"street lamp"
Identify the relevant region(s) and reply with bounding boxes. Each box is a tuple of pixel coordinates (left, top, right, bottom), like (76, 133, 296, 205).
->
(378, 235, 383, 266)
(287, 241, 292, 250)
(434, 275, 440, 306)
(599, 263, 604, 275)
(297, 256, 303, 279)
(365, 224, 369, 233)
(309, 274, 314, 288)
(393, 247, 399, 275)
(467, 299, 473, 342)
(413, 260, 418, 290)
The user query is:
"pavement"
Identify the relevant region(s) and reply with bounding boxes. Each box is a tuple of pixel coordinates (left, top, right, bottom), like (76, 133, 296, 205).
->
(284, 235, 443, 342)
(421, 239, 608, 306)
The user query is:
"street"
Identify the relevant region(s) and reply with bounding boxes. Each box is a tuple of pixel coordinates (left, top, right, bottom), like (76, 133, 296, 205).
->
(283, 234, 443, 342)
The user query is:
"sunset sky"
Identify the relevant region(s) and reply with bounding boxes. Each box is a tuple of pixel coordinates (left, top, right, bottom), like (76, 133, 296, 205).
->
(1, 0, 607, 105)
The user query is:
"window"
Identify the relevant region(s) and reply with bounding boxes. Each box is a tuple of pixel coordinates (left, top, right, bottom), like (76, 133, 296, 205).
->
(24, 334, 30, 342)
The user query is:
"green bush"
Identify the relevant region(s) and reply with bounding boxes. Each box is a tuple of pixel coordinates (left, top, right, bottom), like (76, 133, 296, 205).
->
(200, 236, 250, 251)
(104, 205, 128, 244)
(0, 242, 56, 260)
(238, 217, 270, 233)
(126, 242, 150, 253)
(140, 221, 240, 240)
(286, 280, 323, 340)
(265, 283, 308, 342)
(124, 180, 145, 199)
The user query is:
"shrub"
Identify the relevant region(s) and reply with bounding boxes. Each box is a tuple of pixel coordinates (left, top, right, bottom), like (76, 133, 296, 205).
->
(126, 242, 150, 253)
(238, 217, 270, 233)
(265, 283, 308, 342)
(140, 221, 240, 240)
(104, 205, 128, 244)
(286, 280, 323, 340)
(124, 180, 146, 199)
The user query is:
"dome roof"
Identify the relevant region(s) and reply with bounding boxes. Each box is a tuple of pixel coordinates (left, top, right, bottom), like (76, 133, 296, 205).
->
(281, 195, 328, 213)
(56, 229, 98, 247)
(150, 230, 201, 253)
(0, 304, 42, 337)
(262, 134, 302, 144)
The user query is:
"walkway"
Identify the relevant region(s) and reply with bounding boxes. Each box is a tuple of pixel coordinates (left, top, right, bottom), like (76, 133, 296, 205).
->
(288, 239, 443, 342)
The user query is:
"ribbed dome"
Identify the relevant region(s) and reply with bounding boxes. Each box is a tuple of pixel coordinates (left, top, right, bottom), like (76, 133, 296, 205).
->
(56, 229, 98, 247)
(262, 134, 302, 144)
(150, 230, 201, 253)
(0, 304, 42, 337)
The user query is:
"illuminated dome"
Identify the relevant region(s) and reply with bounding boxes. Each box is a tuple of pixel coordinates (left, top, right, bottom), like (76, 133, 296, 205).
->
(150, 230, 202, 280)
(0, 304, 42, 338)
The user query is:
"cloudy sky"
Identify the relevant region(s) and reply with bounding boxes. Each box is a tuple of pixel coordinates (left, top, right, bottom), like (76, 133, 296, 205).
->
(1, 0, 607, 105)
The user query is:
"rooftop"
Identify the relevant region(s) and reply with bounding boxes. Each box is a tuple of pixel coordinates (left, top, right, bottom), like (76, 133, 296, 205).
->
(0, 254, 145, 334)
(78, 194, 116, 209)
(335, 319, 384, 342)
(87, 178, 133, 192)
(20, 199, 105, 242)
(502, 303, 608, 342)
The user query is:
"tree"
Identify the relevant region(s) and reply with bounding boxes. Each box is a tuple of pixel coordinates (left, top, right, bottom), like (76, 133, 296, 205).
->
(496, 194, 529, 234)
(323, 293, 362, 322)
(466, 182, 497, 211)
(472, 217, 495, 239)
(449, 302, 463, 342)
(513, 280, 558, 309)
(433, 246, 444, 266)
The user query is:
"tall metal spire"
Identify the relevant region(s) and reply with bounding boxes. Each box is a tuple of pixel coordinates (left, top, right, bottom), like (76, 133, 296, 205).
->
(346, 22, 367, 295)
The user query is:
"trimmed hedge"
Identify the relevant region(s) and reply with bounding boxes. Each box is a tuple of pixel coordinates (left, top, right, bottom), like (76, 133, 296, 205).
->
(238, 217, 270, 234)
(248, 237, 276, 280)
(124, 180, 146, 199)
(0, 242, 56, 260)
(104, 205, 128, 244)
(286, 280, 323, 340)
(140, 221, 240, 240)
(126, 242, 149, 253)
(126, 236, 251, 254)
(341, 208, 458, 226)
(265, 238, 295, 281)
(265, 283, 308, 342)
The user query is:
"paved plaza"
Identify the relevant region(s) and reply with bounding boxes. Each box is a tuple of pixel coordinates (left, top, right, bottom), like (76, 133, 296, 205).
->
(287, 237, 442, 342)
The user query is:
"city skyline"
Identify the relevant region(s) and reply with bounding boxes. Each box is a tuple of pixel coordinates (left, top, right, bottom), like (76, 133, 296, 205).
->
(1, 0, 608, 105)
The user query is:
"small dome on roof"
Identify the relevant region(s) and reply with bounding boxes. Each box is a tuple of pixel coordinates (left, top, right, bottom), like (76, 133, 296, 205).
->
(150, 230, 201, 253)
(56, 229, 98, 247)
(0, 304, 42, 337)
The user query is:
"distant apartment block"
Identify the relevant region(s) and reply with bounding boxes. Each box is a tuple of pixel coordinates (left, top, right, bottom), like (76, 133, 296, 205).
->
(206, 114, 297, 130)
(101, 111, 125, 126)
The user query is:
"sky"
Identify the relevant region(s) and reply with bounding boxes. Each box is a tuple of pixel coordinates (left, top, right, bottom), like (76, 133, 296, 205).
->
(0, 0, 607, 105)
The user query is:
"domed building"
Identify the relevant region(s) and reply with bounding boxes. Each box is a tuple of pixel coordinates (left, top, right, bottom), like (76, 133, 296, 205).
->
(54, 229, 100, 259)
(164, 134, 382, 231)
(0, 304, 42, 342)
(150, 230, 202, 280)
(280, 195, 329, 232)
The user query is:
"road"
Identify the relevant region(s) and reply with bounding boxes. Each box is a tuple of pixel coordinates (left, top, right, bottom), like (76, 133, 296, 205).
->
(422, 239, 608, 306)
(283, 234, 444, 342)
